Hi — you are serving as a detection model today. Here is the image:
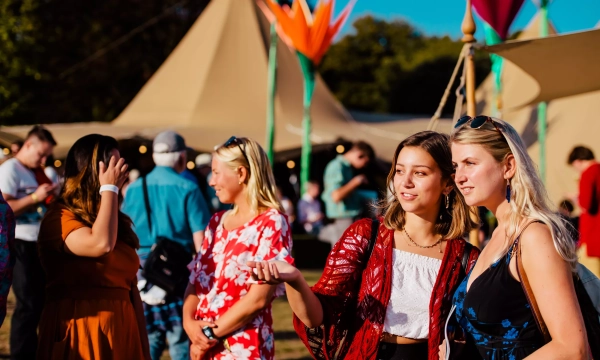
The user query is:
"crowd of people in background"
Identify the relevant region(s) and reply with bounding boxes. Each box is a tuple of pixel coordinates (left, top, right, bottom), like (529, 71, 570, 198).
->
(0, 118, 596, 359)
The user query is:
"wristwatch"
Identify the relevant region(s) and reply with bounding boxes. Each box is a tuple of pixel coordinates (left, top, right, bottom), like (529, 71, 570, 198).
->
(202, 326, 219, 341)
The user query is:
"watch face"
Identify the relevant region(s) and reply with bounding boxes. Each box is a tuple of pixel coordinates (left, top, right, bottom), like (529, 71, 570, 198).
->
(202, 326, 214, 339)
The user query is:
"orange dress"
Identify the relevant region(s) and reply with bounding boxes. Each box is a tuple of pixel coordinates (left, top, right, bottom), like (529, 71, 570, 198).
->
(37, 206, 146, 360)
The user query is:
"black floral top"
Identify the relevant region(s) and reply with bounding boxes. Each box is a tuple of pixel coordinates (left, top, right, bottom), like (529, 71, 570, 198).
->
(453, 241, 543, 360)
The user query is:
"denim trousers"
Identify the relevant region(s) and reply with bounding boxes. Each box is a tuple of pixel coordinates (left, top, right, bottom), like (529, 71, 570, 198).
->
(148, 324, 190, 360)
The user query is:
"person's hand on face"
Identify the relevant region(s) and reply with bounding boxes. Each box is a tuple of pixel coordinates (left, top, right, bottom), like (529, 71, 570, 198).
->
(99, 155, 129, 189)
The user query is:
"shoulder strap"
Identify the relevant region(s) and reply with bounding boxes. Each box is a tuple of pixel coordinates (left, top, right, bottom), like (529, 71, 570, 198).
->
(142, 176, 152, 233)
(461, 242, 473, 274)
(514, 221, 552, 344)
(511, 220, 542, 249)
(363, 218, 379, 269)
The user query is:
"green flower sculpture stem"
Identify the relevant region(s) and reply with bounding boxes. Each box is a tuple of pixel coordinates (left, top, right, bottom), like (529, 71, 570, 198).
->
(483, 23, 503, 117)
(298, 52, 316, 195)
(266, 22, 278, 166)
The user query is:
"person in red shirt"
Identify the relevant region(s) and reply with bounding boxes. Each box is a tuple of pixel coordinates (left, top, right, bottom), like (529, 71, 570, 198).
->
(568, 145, 600, 277)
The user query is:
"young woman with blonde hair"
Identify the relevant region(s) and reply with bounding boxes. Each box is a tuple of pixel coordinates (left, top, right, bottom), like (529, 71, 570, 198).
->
(183, 136, 294, 360)
(249, 131, 480, 360)
(445, 116, 589, 359)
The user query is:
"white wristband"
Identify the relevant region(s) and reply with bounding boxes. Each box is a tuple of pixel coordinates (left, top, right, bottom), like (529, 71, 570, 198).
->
(99, 184, 119, 195)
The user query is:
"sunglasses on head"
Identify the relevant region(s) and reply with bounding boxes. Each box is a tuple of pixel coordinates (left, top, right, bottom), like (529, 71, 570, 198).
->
(223, 136, 250, 166)
(454, 115, 502, 134)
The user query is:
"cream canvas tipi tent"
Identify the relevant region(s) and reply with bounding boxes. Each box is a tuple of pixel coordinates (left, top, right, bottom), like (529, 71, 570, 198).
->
(476, 16, 600, 204)
(2, 0, 441, 161)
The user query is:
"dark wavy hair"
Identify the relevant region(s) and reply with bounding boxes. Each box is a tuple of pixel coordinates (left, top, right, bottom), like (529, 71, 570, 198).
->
(381, 131, 478, 238)
(58, 134, 139, 249)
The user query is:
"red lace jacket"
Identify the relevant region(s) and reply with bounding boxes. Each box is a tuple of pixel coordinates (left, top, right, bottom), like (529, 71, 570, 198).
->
(293, 218, 480, 360)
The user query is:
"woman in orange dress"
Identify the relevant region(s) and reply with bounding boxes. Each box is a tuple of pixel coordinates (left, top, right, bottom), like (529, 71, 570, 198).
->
(37, 134, 150, 360)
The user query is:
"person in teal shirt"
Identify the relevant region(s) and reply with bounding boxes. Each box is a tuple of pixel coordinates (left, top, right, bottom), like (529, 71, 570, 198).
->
(122, 131, 210, 360)
(319, 141, 377, 245)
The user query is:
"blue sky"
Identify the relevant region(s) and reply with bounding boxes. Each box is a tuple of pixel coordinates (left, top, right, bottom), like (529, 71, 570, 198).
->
(333, 0, 600, 41)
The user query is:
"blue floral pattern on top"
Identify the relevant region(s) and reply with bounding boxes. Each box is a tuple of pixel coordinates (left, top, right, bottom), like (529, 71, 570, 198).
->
(0, 191, 15, 326)
(452, 243, 542, 360)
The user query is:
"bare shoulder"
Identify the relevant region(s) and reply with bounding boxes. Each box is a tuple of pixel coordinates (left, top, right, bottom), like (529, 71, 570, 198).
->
(519, 222, 568, 270)
(519, 222, 553, 249)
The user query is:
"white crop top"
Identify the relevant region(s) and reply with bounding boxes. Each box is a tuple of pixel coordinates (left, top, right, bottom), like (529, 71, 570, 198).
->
(383, 249, 442, 339)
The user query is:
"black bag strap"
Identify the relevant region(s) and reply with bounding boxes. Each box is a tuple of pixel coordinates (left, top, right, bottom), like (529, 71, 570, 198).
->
(142, 176, 152, 233)
(461, 242, 473, 274)
(364, 218, 379, 268)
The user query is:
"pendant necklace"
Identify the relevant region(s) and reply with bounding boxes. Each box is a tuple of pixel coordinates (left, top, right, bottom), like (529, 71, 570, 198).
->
(403, 228, 444, 253)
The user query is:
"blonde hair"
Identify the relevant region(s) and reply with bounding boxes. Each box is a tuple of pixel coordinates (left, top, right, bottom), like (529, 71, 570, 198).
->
(451, 117, 578, 269)
(213, 137, 283, 215)
(381, 131, 478, 239)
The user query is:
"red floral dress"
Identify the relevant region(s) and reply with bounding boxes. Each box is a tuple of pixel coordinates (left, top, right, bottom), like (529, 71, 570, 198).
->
(188, 209, 294, 359)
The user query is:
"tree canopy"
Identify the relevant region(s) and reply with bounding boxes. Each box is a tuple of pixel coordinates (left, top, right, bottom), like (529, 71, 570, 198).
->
(0, 2, 490, 125)
(0, 0, 209, 125)
(319, 16, 491, 115)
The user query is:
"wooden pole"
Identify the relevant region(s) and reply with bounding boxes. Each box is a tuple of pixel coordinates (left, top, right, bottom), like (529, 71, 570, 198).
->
(462, 0, 480, 248)
(462, 0, 477, 117)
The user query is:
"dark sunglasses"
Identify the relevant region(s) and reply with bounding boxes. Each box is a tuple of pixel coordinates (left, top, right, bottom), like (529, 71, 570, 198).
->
(223, 136, 250, 166)
(454, 115, 502, 134)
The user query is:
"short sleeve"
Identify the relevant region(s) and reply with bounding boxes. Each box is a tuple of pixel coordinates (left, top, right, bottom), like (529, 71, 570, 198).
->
(322, 160, 344, 201)
(59, 209, 88, 240)
(38, 207, 88, 253)
(188, 212, 222, 285)
(186, 188, 211, 233)
(246, 211, 294, 297)
(0, 162, 19, 198)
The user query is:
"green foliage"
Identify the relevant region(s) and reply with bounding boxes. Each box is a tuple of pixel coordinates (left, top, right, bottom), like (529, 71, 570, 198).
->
(1, 8, 491, 125)
(319, 16, 491, 115)
(0, 0, 41, 120)
(0, 0, 209, 125)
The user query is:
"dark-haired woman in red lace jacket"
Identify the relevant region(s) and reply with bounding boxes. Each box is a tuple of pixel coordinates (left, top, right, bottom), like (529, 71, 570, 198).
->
(249, 131, 480, 360)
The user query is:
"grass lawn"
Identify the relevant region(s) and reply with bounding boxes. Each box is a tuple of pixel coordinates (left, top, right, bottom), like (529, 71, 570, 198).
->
(0, 270, 323, 360)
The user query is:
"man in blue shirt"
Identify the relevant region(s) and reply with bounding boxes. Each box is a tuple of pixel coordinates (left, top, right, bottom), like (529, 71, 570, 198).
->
(122, 131, 210, 360)
(319, 141, 376, 245)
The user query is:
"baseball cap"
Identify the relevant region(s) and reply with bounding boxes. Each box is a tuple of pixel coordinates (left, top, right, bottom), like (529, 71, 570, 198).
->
(195, 153, 212, 167)
(153, 131, 186, 153)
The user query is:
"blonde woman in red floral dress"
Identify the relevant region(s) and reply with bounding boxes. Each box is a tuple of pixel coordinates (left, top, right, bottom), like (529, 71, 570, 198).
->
(183, 137, 294, 360)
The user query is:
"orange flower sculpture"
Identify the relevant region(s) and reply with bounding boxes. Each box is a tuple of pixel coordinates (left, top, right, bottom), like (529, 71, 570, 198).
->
(263, 0, 355, 65)
(260, 0, 355, 192)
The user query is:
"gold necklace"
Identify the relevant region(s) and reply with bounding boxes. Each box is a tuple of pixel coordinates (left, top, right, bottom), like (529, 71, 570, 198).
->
(403, 228, 444, 253)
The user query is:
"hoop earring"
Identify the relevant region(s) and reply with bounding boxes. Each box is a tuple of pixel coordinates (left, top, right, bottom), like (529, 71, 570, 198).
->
(506, 179, 511, 203)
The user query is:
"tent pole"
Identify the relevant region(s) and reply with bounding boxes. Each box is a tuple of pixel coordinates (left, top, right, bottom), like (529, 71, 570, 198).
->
(538, 0, 549, 183)
(462, 0, 480, 248)
(462, 2, 477, 117)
